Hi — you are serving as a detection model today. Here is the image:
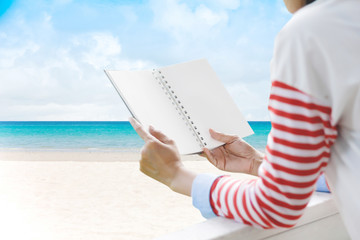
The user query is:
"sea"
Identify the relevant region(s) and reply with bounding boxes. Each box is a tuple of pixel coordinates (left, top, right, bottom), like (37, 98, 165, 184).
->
(0, 121, 271, 152)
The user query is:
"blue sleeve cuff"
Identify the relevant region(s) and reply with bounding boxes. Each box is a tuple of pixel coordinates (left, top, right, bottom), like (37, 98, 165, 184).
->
(316, 174, 330, 193)
(191, 173, 219, 219)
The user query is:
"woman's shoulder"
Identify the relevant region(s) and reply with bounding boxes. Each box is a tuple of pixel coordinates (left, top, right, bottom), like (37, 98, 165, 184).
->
(278, 0, 360, 43)
(277, 1, 327, 43)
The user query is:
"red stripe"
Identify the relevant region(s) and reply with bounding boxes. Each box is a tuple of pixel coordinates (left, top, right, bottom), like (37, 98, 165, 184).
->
(249, 197, 272, 229)
(271, 81, 336, 132)
(272, 81, 303, 93)
(269, 106, 333, 128)
(216, 178, 233, 210)
(263, 169, 317, 188)
(325, 177, 331, 192)
(249, 182, 273, 229)
(261, 178, 313, 200)
(271, 135, 329, 150)
(210, 177, 222, 216)
(326, 134, 337, 139)
(265, 156, 328, 176)
(233, 182, 252, 225)
(266, 146, 330, 164)
(256, 192, 303, 221)
(255, 195, 295, 228)
(270, 94, 332, 115)
(272, 122, 325, 137)
(258, 186, 307, 211)
(243, 186, 263, 227)
(224, 180, 237, 219)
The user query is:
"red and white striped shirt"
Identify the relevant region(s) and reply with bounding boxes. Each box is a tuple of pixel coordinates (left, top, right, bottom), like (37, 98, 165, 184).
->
(208, 80, 337, 228)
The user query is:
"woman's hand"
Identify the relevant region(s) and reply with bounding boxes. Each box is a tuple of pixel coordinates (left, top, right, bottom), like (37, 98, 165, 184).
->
(202, 129, 264, 176)
(129, 117, 196, 196)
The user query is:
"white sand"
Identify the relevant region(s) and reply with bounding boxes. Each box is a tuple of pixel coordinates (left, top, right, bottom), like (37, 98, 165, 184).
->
(0, 151, 255, 240)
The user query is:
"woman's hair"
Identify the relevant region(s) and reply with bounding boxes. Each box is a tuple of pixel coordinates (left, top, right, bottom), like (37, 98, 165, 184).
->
(306, 0, 316, 4)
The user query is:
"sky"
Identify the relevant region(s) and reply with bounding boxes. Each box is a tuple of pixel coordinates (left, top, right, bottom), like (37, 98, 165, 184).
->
(0, 0, 291, 121)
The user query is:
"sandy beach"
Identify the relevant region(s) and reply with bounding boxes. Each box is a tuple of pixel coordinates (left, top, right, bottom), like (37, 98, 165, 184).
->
(0, 151, 256, 240)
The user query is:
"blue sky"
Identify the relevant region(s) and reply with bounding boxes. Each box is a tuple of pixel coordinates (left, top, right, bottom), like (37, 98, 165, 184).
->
(0, 0, 291, 121)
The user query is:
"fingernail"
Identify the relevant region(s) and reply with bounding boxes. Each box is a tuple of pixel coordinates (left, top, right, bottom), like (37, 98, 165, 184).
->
(149, 125, 154, 131)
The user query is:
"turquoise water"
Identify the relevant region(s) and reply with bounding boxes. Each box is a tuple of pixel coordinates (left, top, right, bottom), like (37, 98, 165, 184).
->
(0, 121, 271, 152)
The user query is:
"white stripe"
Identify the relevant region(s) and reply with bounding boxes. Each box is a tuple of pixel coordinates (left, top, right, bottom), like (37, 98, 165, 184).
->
(249, 181, 274, 228)
(211, 178, 223, 217)
(257, 180, 313, 206)
(262, 160, 322, 183)
(271, 86, 331, 108)
(269, 98, 337, 136)
(267, 134, 330, 158)
(269, 99, 332, 122)
(324, 126, 338, 136)
(270, 128, 325, 144)
(244, 183, 267, 227)
(226, 180, 246, 224)
(262, 208, 298, 227)
(265, 146, 330, 166)
(234, 180, 253, 223)
(255, 185, 305, 217)
(259, 165, 316, 194)
(271, 87, 313, 103)
(269, 111, 324, 130)
(265, 149, 328, 170)
(218, 178, 234, 217)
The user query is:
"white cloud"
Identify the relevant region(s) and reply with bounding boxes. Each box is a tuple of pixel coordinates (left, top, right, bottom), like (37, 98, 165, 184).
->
(79, 33, 122, 69)
(150, 0, 229, 41)
(195, 5, 228, 26)
(0, 103, 126, 121)
(53, 0, 73, 5)
(0, 0, 291, 121)
(205, 0, 242, 10)
(0, 10, 154, 121)
(226, 79, 271, 121)
(0, 41, 39, 68)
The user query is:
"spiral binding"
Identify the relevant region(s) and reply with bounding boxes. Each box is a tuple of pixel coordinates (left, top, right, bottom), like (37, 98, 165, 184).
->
(152, 69, 207, 148)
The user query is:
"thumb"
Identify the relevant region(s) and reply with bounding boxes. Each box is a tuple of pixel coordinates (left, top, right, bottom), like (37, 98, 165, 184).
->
(209, 129, 238, 143)
(149, 126, 174, 145)
(203, 148, 218, 167)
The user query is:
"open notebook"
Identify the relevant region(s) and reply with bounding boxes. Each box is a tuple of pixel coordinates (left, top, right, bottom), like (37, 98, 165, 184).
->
(105, 59, 253, 154)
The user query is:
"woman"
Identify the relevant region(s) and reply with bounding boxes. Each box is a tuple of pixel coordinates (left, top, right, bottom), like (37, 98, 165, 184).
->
(130, 0, 360, 238)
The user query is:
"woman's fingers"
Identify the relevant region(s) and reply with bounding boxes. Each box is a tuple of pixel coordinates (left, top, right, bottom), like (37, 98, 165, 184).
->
(139, 158, 159, 176)
(209, 128, 238, 143)
(129, 117, 154, 142)
(149, 126, 174, 145)
(198, 152, 207, 158)
(129, 118, 174, 146)
(139, 142, 161, 175)
(203, 148, 218, 166)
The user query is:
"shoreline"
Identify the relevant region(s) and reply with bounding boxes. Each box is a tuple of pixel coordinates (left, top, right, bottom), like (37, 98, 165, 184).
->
(0, 147, 141, 153)
(0, 150, 205, 162)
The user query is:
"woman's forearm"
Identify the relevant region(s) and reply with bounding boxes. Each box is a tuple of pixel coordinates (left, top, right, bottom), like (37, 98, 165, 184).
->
(170, 167, 197, 197)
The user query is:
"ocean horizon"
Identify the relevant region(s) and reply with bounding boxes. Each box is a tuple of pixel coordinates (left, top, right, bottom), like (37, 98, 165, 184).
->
(0, 121, 271, 152)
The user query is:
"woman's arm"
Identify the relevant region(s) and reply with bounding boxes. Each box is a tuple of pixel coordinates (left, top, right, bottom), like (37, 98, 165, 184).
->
(193, 81, 337, 228)
(130, 80, 336, 228)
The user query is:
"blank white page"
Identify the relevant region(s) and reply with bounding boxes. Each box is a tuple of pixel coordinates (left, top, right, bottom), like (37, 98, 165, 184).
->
(159, 59, 253, 149)
(105, 70, 200, 154)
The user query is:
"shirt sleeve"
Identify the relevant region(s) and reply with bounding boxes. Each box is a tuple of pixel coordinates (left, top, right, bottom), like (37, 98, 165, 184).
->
(192, 81, 337, 228)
